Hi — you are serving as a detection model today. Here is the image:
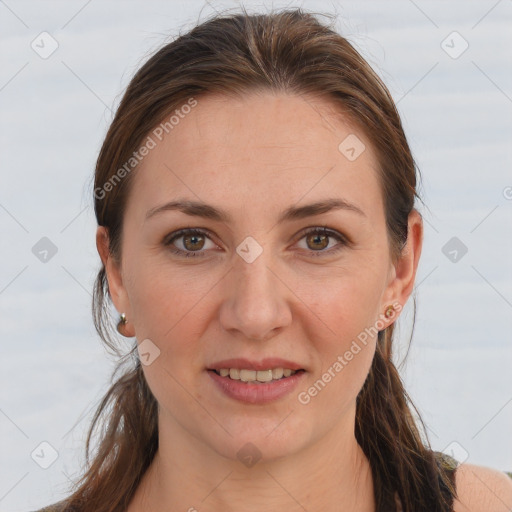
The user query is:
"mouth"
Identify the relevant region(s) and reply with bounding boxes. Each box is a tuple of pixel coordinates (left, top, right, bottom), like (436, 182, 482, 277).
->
(207, 367, 307, 404)
(207, 368, 306, 384)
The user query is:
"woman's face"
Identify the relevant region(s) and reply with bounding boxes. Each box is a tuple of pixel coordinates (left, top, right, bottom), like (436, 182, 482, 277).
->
(99, 92, 421, 463)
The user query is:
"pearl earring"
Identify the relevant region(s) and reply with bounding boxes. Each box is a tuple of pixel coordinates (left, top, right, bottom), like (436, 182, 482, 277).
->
(384, 305, 395, 318)
(117, 313, 127, 335)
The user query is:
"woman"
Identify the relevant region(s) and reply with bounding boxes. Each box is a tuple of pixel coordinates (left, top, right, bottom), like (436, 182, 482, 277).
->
(35, 8, 512, 512)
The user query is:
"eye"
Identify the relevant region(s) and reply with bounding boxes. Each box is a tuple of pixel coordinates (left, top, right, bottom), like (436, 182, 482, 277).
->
(164, 228, 218, 258)
(295, 226, 348, 256)
(164, 226, 349, 259)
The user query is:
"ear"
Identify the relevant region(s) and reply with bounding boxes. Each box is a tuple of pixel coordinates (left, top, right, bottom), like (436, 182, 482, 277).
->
(96, 226, 135, 337)
(381, 209, 423, 323)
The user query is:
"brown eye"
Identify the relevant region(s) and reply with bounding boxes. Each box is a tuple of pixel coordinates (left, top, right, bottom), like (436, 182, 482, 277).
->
(296, 227, 348, 256)
(183, 233, 205, 251)
(164, 228, 216, 258)
(306, 232, 329, 251)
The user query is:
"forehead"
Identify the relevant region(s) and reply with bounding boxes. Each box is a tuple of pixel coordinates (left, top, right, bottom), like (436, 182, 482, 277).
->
(127, 92, 383, 224)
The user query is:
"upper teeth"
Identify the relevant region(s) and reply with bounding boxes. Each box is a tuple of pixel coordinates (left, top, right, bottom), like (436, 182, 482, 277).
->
(217, 368, 297, 382)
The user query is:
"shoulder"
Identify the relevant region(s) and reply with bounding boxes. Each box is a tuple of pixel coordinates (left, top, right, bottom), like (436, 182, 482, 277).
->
(453, 462, 512, 512)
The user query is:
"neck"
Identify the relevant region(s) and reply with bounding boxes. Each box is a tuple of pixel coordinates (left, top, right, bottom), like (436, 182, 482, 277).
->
(128, 405, 375, 512)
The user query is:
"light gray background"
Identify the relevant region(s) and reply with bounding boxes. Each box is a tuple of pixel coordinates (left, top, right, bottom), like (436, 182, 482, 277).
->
(1, 0, 511, 510)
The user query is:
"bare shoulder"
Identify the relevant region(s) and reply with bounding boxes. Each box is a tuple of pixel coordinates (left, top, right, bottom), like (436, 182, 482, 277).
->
(453, 462, 512, 512)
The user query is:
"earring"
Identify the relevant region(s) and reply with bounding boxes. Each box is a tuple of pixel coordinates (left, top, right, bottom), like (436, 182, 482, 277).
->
(384, 305, 395, 319)
(117, 313, 128, 335)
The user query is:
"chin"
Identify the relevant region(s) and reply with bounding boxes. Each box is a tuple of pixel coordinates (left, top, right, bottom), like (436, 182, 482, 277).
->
(202, 416, 311, 465)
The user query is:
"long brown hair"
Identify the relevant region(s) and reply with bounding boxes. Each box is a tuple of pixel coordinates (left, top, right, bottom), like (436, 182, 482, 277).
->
(61, 8, 456, 511)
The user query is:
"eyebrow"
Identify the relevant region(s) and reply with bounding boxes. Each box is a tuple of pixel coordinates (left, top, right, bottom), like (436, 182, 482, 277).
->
(145, 197, 366, 223)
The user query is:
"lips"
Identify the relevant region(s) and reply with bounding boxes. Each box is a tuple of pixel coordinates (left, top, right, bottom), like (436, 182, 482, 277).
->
(207, 357, 305, 372)
(207, 366, 306, 404)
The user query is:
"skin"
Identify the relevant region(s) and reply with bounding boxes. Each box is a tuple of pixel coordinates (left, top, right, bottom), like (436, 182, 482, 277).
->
(454, 463, 512, 512)
(95, 90, 479, 512)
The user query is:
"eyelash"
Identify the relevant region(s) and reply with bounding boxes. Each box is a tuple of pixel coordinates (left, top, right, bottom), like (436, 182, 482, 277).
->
(164, 227, 349, 259)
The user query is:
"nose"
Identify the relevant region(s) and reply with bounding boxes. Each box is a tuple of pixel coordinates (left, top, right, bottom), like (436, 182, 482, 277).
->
(218, 249, 293, 342)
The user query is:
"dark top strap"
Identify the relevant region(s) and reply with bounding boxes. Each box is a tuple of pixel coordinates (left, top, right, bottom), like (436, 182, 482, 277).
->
(393, 450, 459, 512)
(434, 450, 459, 510)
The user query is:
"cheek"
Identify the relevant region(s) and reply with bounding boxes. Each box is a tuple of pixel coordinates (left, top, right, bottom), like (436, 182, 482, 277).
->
(125, 262, 217, 385)
(300, 292, 378, 419)
(307, 264, 384, 344)
(127, 268, 213, 411)
(126, 258, 212, 336)
(296, 270, 382, 410)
